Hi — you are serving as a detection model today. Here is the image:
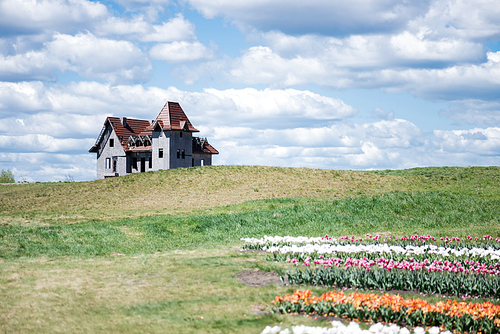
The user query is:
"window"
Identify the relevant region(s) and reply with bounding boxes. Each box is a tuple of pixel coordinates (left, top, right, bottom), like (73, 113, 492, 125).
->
(110, 139, 114, 147)
(180, 131, 183, 138)
(113, 157, 117, 172)
(106, 158, 111, 169)
(177, 149, 180, 159)
(149, 156, 152, 168)
(181, 149, 185, 159)
(132, 158, 137, 169)
(159, 148, 163, 158)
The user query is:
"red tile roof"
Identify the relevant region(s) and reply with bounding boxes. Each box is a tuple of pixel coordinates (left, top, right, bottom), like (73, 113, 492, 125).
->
(146, 101, 199, 132)
(89, 117, 151, 152)
(108, 117, 152, 150)
(194, 142, 219, 154)
(193, 138, 219, 155)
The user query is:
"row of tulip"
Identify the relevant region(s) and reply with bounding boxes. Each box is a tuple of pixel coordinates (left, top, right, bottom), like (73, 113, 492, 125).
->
(242, 234, 500, 249)
(283, 265, 500, 297)
(261, 321, 449, 334)
(271, 290, 500, 333)
(269, 250, 500, 269)
(241, 236, 337, 248)
(286, 256, 500, 276)
(263, 243, 500, 261)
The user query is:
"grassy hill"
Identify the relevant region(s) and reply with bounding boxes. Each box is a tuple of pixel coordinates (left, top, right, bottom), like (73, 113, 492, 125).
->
(1, 165, 499, 225)
(1, 165, 499, 333)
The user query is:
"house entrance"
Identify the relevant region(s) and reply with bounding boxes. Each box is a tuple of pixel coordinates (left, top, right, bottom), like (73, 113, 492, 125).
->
(141, 158, 145, 172)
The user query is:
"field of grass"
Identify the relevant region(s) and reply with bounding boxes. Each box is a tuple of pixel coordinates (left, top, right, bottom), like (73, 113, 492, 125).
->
(1, 165, 499, 333)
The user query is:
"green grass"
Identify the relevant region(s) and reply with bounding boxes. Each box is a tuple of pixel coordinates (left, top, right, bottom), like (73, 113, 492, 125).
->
(2, 191, 499, 259)
(1, 166, 500, 333)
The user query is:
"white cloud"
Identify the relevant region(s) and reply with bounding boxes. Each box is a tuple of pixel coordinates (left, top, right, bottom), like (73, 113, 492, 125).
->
(98, 14, 196, 42)
(389, 31, 483, 62)
(262, 31, 484, 67)
(0, 134, 94, 153)
(227, 46, 325, 86)
(185, 0, 500, 45)
(433, 127, 500, 155)
(0, 32, 151, 83)
(214, 44, 500, 100)
(190, 87, 357, 124)
(0, 152, 95, 182)
(0, 81, 50, 114)
(0, 0, 108, 35)
(0, 81, 356, 123)
(185, 0, 432, 36)
(439, 100, 500, 126)
(407, 0, 500, 42)
(149, 41, 214, 62)
(0, 81, 171, 117)
(212, 122, 500, 171)
(379, 51, 500, 100)
(0, 113, 105, 137)
(210, 119, 421, 150)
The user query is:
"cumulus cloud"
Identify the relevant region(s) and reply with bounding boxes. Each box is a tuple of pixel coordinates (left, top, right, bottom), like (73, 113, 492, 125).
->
(186, 88, 357, 126)
(0, 81, 169, 116)
(262, 31, 484, 67)
(433, 127, 500, 155)
(0, 134, 94, 153)
(185, 0, 432, 36)
(185, 0, 500, 45)
(407, 0, 500, 42)
(0, 81, 356, 126)
(211, 122, 500, 171)
(0, 81, 50, 114)
(0, 0, 108, 36)
(227, 46, 326, 86)
(380, 51, 500, 100)
(216, 44, 500, 100)
(149, 41, 214, 62)
(0, 113, 105, 137)
(210, 119, 422, 150)
(439, 100, 500, 126)
(98, 14, 196, 42)
(0, 32, 151, 83)
(0, 152, 95, 182)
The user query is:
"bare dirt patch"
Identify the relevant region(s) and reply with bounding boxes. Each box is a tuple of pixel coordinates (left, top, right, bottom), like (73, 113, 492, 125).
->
(235, 268, 284, 287)
(250, 304, 268, 315)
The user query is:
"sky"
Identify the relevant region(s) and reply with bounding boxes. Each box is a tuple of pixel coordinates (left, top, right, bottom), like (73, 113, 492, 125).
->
(0, 0, 500, 182)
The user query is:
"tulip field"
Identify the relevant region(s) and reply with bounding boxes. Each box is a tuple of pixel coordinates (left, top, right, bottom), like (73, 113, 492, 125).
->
(242, 234, 500, 332)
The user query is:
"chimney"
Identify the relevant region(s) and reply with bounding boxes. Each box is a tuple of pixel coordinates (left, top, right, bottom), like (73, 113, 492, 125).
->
(121, 117, 127, 127)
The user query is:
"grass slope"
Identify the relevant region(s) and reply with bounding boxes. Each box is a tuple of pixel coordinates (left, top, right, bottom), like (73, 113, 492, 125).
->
(1, 165, 427, 225)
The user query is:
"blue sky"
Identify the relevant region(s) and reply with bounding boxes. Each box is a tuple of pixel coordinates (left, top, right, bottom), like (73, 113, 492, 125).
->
(0, 0, 499, 182)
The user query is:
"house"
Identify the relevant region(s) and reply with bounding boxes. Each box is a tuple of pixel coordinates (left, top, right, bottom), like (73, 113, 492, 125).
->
(89, 101, 218, 179)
